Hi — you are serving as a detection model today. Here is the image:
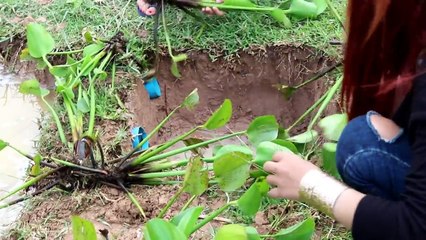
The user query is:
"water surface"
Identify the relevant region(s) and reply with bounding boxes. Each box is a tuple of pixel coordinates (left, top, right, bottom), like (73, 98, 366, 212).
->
(0, 65, 40, 234)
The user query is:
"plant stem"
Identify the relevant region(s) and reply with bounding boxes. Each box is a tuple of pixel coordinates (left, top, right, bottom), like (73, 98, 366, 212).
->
(118, 106, 181, 168)
(181, 195, 197, 212)
(117, 181, 146, 219)
(294, 62, 342, 89)
(138, 131, 246, 165)
(325, 0, 345, 30)
(131, 170, 186, 179)
(144, 159, 189, 172)
(286, 88, 330, 132)
(158, 187, 184, 218)
(161, 2, 175, 59)
(41, 97, 67, 144)
(131, 166, 212, 179)
(0, 168, 59, 202)
(199, 2, 276, 11)
(110, 62, 116, 92)
(307, 76, 343, 130)
(50, 157, 108, 175)
(88, 80, 96, 137)
(190, 201, 237, 234)
(48, 49, 84, 55)
(130, 127, 201, 167)
(63, 95, 78, 142)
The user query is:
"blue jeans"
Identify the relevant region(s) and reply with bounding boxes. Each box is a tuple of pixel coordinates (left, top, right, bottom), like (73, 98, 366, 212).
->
(336, 111, 413, 200)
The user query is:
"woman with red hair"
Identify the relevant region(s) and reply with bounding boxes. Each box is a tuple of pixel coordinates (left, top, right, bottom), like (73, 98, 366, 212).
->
(265, 0, 426, 239)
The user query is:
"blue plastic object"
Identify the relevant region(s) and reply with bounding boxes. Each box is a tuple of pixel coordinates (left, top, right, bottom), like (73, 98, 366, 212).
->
(131, 127, 150, 151)
(144, 77, 162, 99)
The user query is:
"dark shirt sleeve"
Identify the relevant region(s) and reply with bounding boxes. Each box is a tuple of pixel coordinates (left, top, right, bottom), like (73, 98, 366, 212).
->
(352, 72, 426, 240)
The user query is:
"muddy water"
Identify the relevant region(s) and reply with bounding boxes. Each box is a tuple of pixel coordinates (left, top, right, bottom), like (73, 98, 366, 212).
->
(0, 65, 41, 234)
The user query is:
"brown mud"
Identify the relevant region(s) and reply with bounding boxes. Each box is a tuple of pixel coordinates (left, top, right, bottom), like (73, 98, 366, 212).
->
(2, 44, 344, 239)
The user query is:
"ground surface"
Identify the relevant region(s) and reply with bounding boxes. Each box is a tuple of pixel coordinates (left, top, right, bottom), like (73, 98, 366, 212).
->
(2, 46, 349, 240)
(0, 0, 350, 239)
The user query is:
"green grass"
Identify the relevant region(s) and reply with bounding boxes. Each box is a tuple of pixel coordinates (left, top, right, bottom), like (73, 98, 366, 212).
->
(1, 0, 346, 59)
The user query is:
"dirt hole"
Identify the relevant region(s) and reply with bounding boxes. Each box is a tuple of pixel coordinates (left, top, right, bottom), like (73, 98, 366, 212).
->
(129, 45, 336, 143)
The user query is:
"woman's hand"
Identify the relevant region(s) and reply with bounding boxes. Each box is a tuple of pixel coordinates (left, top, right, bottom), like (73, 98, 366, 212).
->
(264, 152, 319, 200)
(201, 0, 225, 16)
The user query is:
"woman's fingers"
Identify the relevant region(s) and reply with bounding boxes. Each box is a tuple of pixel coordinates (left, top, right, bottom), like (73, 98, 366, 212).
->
(202, 0, 225, 16)
(264, 161, 278, 174)
(212, 7, 225, 16)
(266, 174, 281, 186)
(268, 188, 283, 199)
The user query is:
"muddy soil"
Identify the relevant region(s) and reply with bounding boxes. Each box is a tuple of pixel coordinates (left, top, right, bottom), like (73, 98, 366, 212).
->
(3, 45, 343, 240)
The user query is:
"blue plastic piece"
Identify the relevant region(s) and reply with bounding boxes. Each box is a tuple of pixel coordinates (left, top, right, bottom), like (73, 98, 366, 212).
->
(131, 127, 150, 151)
(144, 77, 162, 99)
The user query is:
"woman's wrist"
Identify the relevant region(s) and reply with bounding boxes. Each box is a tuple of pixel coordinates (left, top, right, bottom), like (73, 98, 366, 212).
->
(298, 169, 349, 217)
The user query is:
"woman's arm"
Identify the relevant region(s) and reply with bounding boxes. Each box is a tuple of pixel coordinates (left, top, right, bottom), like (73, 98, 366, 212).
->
(333, 188, 365, 228)
(264, 152, 365, 228)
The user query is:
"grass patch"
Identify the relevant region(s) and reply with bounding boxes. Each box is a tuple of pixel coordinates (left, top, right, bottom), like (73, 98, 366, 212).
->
(1, 0, 346, 58)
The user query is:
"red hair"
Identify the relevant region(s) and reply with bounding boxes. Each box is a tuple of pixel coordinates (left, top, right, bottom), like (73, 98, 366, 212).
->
(343, 0, 426, 119)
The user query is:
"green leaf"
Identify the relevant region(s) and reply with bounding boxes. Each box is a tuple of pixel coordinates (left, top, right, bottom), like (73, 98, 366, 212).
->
(49, 65, 69, 77)
(286, 0, 318, 19)
(274, 218, 315, 240)
(276, 85, 296, 99)
(246, 115, 279, 146)
(246, 226, 261, 240)
(19, 79, 49, 97)
(237, 178, 269, 216)
(183, 157, 208, 196)
(71, 216, 97, 240)
(172, 54, 188, 63)
(313, 0, 327, 15)
(26, 23, 55, 58)
(213, 147, 252, 192)
(224, 0, 257, 7)
(215, 145, 253, 158)
(0, 140, 8, 151)
(269, 9, 292, 28)
(215, 224, 247, 240)
(83, 31, 94, 43)
(20, 48, 35, 61)
(271, 139, 299, 153)
(182, 88, 199, 110)
(318, 114, 347, 142)
(31, 154, 42, 176)
(171, 207, 203, 237)
(287, 130, 318, 144)
(204, 99, 232, 130)
(322, 142, 340, 178)
(83, 43, 104, 57)
(144, 218, 186, 240)
(171, 61, 182, 78)
(254, 141, 292, 167)
(67, 55, 78, 75)
(77, 98, 90, 113)
(94, 68, 108, 80)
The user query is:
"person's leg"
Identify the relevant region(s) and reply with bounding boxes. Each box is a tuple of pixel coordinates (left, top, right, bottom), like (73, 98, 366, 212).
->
(336, 111, 412, 200)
